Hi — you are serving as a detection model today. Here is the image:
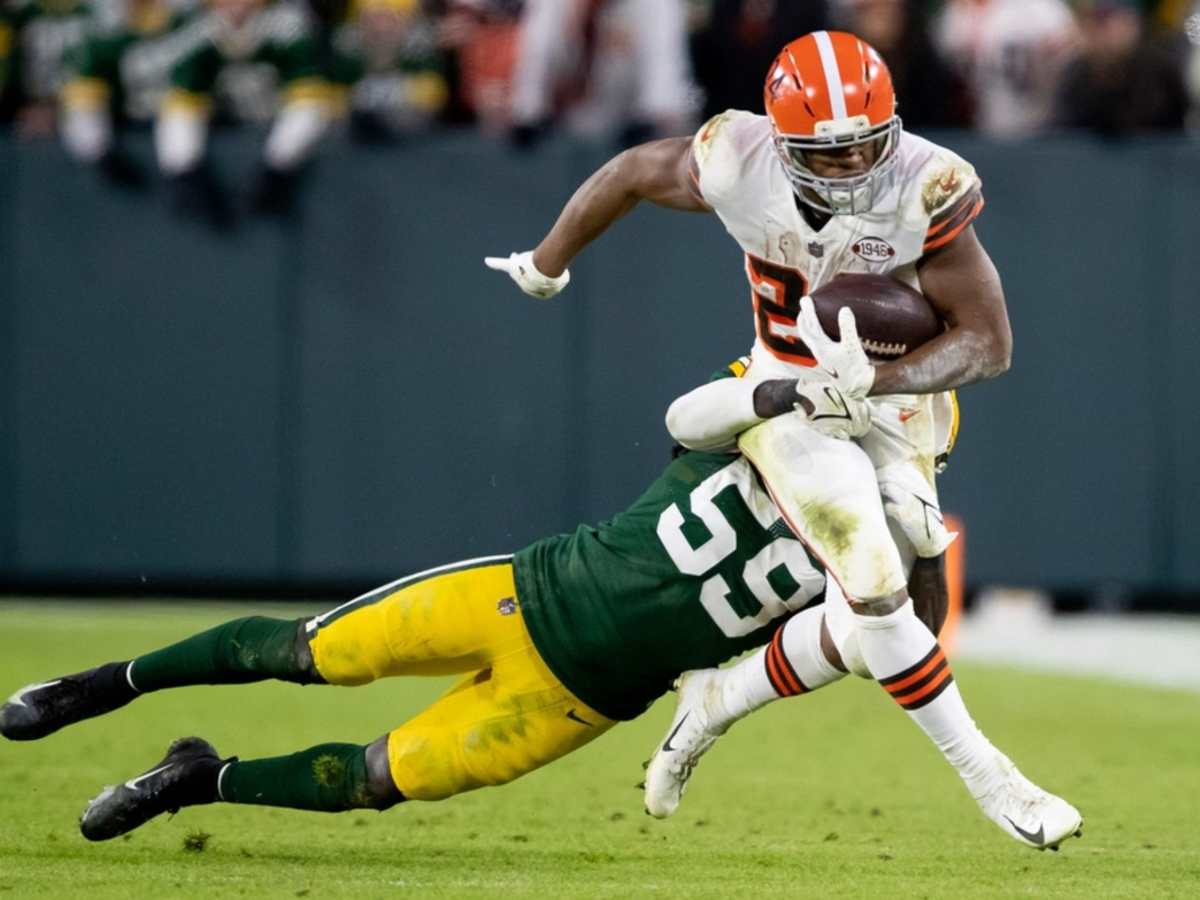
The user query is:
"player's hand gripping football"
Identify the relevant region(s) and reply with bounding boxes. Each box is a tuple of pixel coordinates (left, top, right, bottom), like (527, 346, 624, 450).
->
(484, 250, 570, 299)
(796, 296, 876, 399)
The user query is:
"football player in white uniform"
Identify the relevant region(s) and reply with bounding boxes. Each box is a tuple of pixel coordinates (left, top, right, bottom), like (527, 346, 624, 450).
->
(487, 30, 1082, 851)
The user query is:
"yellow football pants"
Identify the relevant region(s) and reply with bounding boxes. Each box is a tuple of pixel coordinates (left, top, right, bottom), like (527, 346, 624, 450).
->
(306, 556, 615, 801)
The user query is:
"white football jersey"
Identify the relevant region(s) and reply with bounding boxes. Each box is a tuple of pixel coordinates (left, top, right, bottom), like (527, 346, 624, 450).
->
(689, 108, 983, 378)
(688, 109, 980, 487)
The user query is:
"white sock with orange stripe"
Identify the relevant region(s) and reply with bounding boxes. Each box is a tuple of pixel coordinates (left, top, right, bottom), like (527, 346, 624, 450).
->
(709, 606, 844, 730)
(857, 600, 1003, 796)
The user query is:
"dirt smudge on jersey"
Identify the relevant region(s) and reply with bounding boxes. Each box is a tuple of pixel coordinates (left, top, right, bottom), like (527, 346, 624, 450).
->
(799, 500, 858, 561)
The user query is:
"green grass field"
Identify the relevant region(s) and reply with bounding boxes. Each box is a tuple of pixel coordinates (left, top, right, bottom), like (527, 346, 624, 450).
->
(1, 602, 1197, 899)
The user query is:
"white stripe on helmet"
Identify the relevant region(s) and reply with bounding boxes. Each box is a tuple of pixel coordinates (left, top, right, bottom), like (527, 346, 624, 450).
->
(812, 31, 848, 120)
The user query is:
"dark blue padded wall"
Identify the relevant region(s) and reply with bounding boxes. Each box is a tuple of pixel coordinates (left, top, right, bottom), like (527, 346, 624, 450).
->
(1, 133, 1196, 593)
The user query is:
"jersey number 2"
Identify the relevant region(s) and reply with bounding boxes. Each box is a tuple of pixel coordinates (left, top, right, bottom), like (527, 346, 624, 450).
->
(656, 459, 823, 638)
(746, 255, 814, 363)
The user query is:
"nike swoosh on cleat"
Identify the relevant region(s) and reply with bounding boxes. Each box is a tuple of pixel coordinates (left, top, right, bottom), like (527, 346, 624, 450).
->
(661, 712, 691, 752)
(7, 680, 63, 708)
(564, 708, 594, 727)
(125, 763, 173, 791)
(1004, 815, 1045, 847)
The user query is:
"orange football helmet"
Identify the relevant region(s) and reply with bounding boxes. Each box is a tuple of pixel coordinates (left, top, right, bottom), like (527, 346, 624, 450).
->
(763, 31, 901, 215)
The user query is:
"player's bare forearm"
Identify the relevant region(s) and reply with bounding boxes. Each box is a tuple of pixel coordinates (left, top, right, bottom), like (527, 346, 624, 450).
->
(870, 226, 1012, 396)
(754, 380, 803, 417)
(533, 137, 708, 277)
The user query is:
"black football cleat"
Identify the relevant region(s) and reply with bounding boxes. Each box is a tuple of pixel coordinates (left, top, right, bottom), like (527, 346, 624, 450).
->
(80, 737, 228, 841)
(0, 663, 137, 741)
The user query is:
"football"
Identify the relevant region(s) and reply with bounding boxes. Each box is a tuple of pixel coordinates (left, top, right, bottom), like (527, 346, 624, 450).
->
(808, 273, 942, 361)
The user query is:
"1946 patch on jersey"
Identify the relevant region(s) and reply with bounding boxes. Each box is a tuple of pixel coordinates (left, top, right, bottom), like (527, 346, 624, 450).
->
(852, 236, 897, 263)
(922, 166, 962, 214)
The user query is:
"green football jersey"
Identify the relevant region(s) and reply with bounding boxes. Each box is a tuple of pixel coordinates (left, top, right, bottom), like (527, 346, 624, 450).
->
(66, 9, 186, 122)
(327, 16, 447, 128)
(7, 0, 91, 104)
(515, 451, 826, 721)
(164, 4, 321, 122)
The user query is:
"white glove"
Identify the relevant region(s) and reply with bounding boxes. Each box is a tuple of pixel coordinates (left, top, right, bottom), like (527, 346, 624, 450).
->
(792, 371, 871, 440)
(795, 296, 875, 399)
(484, 250, 570, 300)
(876, 462, 957, 558)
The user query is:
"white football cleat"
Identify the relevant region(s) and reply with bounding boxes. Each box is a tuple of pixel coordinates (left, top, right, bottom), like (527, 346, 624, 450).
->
(974, 753, 1083, 851)
(643, 669, 729, 819)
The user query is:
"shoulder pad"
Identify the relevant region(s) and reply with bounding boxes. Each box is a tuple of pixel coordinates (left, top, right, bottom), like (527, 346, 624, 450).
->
(690, 109, 765, 207)
(902, 137, 984, 254)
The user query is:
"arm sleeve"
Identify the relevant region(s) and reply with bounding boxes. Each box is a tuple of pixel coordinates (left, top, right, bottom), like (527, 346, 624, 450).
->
(915, 150, 985, 258)
(665, 377, 766, 453)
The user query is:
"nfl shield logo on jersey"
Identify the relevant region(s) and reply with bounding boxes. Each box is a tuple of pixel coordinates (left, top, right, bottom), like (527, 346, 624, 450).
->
(497, 597, 517, 616)
(807, 241, 824, 258)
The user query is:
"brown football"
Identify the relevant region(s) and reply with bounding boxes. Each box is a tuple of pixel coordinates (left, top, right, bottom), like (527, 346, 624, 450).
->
(809, 274, 942, 361)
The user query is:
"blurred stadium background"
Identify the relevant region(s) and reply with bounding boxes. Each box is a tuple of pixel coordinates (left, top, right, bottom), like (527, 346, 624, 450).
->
(2, 1, 1199, 693)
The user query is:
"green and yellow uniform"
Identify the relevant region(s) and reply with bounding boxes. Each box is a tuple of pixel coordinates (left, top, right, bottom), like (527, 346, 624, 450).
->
(326, 6, 448, 132)
(308, 450, 826, 800)
(4, 0, 90, 107)
(61, 2, 185, 123)
(160, 3, 328, 123)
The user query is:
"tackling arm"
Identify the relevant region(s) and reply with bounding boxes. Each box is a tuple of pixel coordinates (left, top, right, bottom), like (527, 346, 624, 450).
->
(666, 375, 869, 451)
(869, 226, 1012, 396)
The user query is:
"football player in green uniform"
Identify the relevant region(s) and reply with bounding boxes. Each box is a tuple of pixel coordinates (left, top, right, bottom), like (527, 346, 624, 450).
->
(326, 0, 449, 143)
(59, 0, 185, 185)
(1, 438, 830, 839)
(153, 0, 334, 220)
(2, 0, 91, 134)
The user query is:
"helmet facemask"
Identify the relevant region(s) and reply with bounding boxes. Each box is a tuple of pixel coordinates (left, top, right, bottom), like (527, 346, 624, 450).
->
(772, 114, 902, 216)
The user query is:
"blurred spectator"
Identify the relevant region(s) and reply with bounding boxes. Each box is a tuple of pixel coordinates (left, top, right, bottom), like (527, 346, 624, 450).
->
(936, 0, 1080, 138)
(2, 0, 92, 137)
(0, 7, 16, 123)
(1056, 0, 1188, 135)
(689, 0, 830, 120)
(509, 0, 696, 147)
(328, 0, 447, 143)
(834, 0, 969, 129)
(154, 0, 333, 223)
(1186, 1, 1200, 128)
(59, 0, 187, 186)
(435, 0, 521, 132)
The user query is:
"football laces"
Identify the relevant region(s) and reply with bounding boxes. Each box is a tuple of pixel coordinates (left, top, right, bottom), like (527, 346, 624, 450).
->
(861, 338, 907, 358)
